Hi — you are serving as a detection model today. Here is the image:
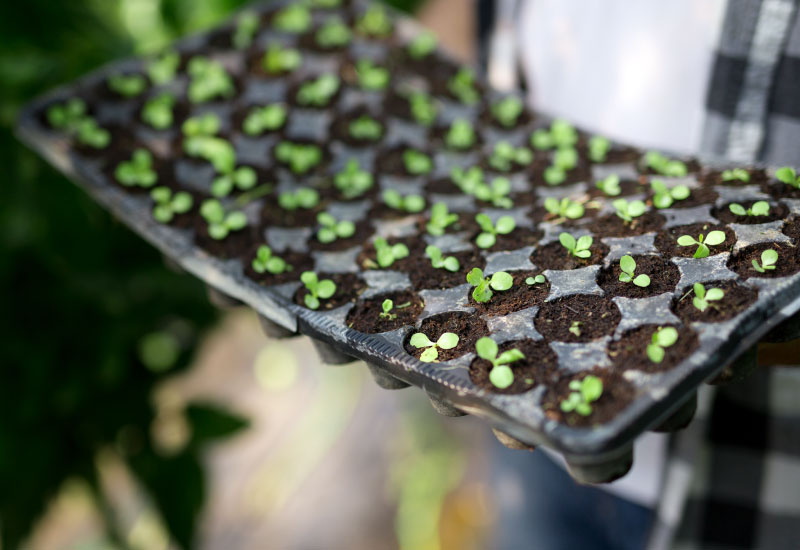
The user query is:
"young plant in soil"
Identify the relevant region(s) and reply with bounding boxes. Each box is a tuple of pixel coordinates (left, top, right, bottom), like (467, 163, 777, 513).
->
(560, 375, 603, 416)
(186, 57, 235, 104)
(409, 332, 459, 363)
(544, 197, 584, 220)
(721, 168, 750, 183)
(559, 232, 592, 259)
(588, 136, 611, 163)
(251, 245, 292, 275)
(115, 149, 157, 188)
(356, 60, 389, 91)
(348, 115, 383, 142)
(729, 201, 769, 217)
(646, 327, 679, 364)
(200, 199, 247, 240)
(544, 147, 579, 185)
(407, 32, 437, 59)
(275, 141, 322, 174)
(527, 274, 547, 285)
(243, 104, 287, 135)
(278, 187, 320, 211)
(365, 238, 409, 268)
(382, 189, 426, 213)
(356, 4, 393, 37)
(300, 271, 336, 310)
(182, 114, 235, 172)
(776, 167, 800, 189)
(108, 73, 147, 98)
(596, 174, 622, 196)
(400, 149, 432, 176)
(151, 186, 192, 223)
(676, 230, 727, 259)
(445, 119, 476, 150)
(618, 255, 651, 287)
(752, 249, 778, 273)
(467, 268, 513, 303)
(425, 245, 460, 272)
(475, 337, 525, 389)
(273, 4, 312, 33)
(379, 299, 411, 321)
(692, 283, 724, 312)
(316, 212, 355, 244)
(451, 165, 484, 192)
(448, 68, 479, 105)
(491, 97, 524, 128)
(470, 177, 511, 208)
(426, 203, 458, 236)
(296, 74, 340, 107)
(489, 141, 533, 172)
(408, 92, 437, 126)
(569, 321, 582, 337)
(263, 43, 302, 74)
(142, 93, 176, 130)
(531, 119, 577, 150)
(316, 17, 352, 48)
(651, 179, 690, 208)
(642, 151, 687, 177)
(232, 11, 259, 49)
(335, 160, 373, 199)
(475, 214, 515, 248)
(46, 98, 110, 149)
(211, 165, 257, 197)
(147, 50, 180, 85)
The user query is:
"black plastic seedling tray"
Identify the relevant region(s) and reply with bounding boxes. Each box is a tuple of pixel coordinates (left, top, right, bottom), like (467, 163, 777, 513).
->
(16, 0, 800, 482)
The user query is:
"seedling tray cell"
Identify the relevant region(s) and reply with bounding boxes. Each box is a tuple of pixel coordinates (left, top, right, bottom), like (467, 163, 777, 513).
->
(17, 0, 800, 480)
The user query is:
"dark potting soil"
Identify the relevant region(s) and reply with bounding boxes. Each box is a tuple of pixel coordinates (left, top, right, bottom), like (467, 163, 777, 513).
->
(654, 223, 736, 259)
(761, 181, 800, 200)
(75, 124, 139, 163)
(329, 107, 386, 147)
(594, 146, 640, 165)
(672, 279, 759, 324)
(596, 255, 680, 298)
(711, 201, 788, 225)
(366, 202, 426, 222)
(469, 339, 559, 395)
(403, 311, 489, 362)
(542, 368, 636, 427)
(425, 176, 462, 195)
(726, 241, 800, 279)
(374, 144, 431, 177)
(193, 218, 255, 259)
(530, 240, 610, 271)
(468, 270, 550, 316)
(585, 179, 646, 200)
(588, 212, 666, 238)
(242, 246, 315, 286)
(607, 324, 699, 373)
(701, 168, 768, 187)
(783, 215, 800, 243)
(260, 198, 325, 227)
(408, 248, 487, 290)
(346, 290, 424, 333)
(534, 294, 622, 343)
(307, 219, 374, 251)
(645, 186, 718, 210)
(293, 272, 367, 310)
(478, 227, 544, 254)
(382, 90, 415, 121)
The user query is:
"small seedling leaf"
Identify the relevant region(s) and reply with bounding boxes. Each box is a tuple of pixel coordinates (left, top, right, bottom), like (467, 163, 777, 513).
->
(490, 271, 513, 291)
(410, 333, 434, 348)
(489, 366, 514, 389)
(437, 332, 459, 350)
(705, 231, 726, 246)
(475, 337, 497, 361)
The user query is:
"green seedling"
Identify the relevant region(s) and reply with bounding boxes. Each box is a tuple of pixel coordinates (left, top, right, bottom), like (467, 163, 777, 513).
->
(275, 141, 323, 174)
(467, 267, 513, 303)
(445, 119, 476, 150)
(569, 321, 582, 337)
(752, 249, 779, 273)
(182, 114, 236, 173)
(618, 255, 651, 287)
(187, 57, 235, 103)
(369, 238, 410, 268)
(409, 332, 459, 363)
(729, 201, 769, 217)
(211, 165, 257, 197)
(379, 299, 411, 321)
(492, 97, 524, 128)
(526, 275, 546, 285)
(426, 203, 459, 236)
(559, 232, 592, 259)
(335, 159, 373, 199)
(643, 151, 687, 177)
(425, 245, 460, 272)
(251, 245, 292, 275)
(692, 283, 725, 312)
(489, 141, 533, 172)
(651, 179, 690, 208)
(348, 115, 383, 141)
(316, 212, 356, 244)
(543, 147, 579, 185)
(115, 149, 157, 188)
(560, 375, 603, 416)
(147, 50, 180, 85)
(676, 231, 727, 259)
(544, 197, 584, 220)
(646, 327, 679, 364)
(356, 4, 392, 37)
(243, 104, 287, 135)
(475, 214, 515, 249)
(596, 174, 622, 196)
(408, 92, 437, 126)
(263, 44, 302, 74)
(296, 74, 340, 107)
(273, 4, 312, 33)
(613, 198, 647, 224)
(403, 149, 433, 175)
(108, 74, 146, 98)
(408, 31, 437, 59)
(475, 337, 525, 389)
(142, 93, 176, 130)
(776, 167, 800, 189)
(451, 166, 485, 194)
(721, 168, 750, 183)
(382, 189, 426, 213)
(46, 98, 110, 149)
(200, 199, 247, 240)
(316, 17, 352, 48)
(300, 271, 336, 310)
(448, 68, 479, 105)
(150, 186, 192, 224)
(474, 177, 513, 209)
(356, 59, 389, 90)
(588, 136, 611, 163)
(278, 187, 320, 211)
(233, 11, 259, 49)
(531, 119, 578, 150)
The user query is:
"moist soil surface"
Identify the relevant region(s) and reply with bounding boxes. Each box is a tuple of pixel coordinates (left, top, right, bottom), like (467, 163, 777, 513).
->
(726, 241, 800, 279)
(542, 368, 636, 427)
(469, 339, 559, 395)
(479, 227, 543, 253)
(585, 179, 646, 200)
(596, 255, 680, 298)
(701, 168, 768, 187)
(468, 270, 550, 316)
(589, 212, 666, 238)
(193, 219, 255, 259)
(530, 240, 610, 271)
(606, 324, 699, 373)
(711, 201, 788, 225)
(654, 223, 736, 258)
(761, 181, 800, 200)
(242, 247, 315, 286)
(407, 248, 486, 290)
(646, 186, 718, 209)
(784, 215, 800, 243)
(425, 176, 462, 195)
(260, 199, 325, 228)
(293, 272, 367, 310)
(672, 279, 759, 324)
(346, 290, 424, 333)
(403, 311, 489, 362)
(375, 144, 431, 177)
(534, 294, 621, 343)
